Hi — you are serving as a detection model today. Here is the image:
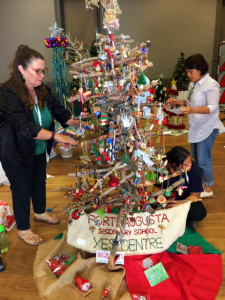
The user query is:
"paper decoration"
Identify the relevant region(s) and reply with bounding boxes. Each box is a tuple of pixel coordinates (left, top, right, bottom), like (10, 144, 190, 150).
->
(144, 262, 169, 287)
(142, 257, 153, 269)
(188, 245, 204, 255)
(46, 251, 75, 278)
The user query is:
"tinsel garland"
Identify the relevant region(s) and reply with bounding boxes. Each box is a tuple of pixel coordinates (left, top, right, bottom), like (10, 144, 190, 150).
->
(162, 108, 185, 129)
(52, 47, 71, 106)
(167, 88, 179, 96)
(163, 108, 184, 117)
(163, 123, 186, 130)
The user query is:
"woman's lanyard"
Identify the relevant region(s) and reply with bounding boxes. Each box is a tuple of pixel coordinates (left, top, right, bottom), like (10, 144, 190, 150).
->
(34, 96, 42, 126)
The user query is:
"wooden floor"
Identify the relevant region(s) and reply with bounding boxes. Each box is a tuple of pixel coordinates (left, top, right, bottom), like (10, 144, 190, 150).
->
(0, 116, 225, 300)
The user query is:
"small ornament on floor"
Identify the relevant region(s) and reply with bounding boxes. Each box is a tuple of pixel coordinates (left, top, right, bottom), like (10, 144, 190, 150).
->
(46, 204, 57, 212)
(102, 285, 111, 298)
(73, 275, 93, 296)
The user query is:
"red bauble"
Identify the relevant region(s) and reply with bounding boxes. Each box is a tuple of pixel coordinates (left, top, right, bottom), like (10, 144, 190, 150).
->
(108, 176, 119, 187)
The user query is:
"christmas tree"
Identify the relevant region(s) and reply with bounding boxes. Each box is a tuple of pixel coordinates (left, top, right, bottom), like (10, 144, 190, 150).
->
(173, 52, 189, 90)
(153, 78, 167, 103)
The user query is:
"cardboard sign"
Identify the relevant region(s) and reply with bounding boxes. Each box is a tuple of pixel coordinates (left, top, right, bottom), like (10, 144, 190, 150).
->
(67, 201, 191, 255)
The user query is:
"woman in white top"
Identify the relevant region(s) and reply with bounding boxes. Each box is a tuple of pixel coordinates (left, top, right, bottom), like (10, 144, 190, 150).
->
(167, 54, 225, 198)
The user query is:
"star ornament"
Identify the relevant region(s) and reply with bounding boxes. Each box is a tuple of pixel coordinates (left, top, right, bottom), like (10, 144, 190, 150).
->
(171, 79, 177, 88)
(48, 22, 64, 37)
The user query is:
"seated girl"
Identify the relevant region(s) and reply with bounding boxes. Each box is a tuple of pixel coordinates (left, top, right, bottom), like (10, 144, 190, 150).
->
(158, 146, 207, 229)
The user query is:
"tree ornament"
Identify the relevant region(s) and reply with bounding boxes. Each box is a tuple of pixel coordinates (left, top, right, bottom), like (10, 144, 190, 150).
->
(73, 275, 93, 296)
(99, 112, 108, 126)
(137, 72, 147, 90)
(96, 209, 105, 219)
(164, 190, 172, 197)
(48, 22, 63, 38)
(177, 187, 184, 196)
(102, 285, 111, 298)
(108, 176, 119, 187)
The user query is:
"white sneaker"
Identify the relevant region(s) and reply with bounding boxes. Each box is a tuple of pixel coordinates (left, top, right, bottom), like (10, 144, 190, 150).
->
(200, 191, 214, 198)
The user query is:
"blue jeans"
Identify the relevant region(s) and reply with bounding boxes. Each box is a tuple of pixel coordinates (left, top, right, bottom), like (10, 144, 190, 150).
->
(191, 129, 218, 186)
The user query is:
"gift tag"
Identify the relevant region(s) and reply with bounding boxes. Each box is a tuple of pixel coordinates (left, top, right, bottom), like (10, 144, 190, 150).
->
(96, 250, 124, 265)
(176, 242, 188, 254)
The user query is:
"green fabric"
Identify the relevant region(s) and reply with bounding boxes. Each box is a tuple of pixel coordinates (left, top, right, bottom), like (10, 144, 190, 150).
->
(54, 232, 63, 240)
(33, 104, 52, 155)
(167, 226, 222, 254)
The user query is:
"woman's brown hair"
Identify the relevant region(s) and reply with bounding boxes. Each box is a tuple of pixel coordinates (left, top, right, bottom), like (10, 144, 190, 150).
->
(2, 45, 47, 110)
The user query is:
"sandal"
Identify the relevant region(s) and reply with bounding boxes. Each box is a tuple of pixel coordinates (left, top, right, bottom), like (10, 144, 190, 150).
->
(34, 212, 60, 225)
(18, 230, 44, 246)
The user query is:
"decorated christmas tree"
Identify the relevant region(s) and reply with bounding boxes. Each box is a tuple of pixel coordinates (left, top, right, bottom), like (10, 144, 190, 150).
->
(153, 77, 167, 103)
(173, 52, 189, 90)
(54, 0, 193, 269)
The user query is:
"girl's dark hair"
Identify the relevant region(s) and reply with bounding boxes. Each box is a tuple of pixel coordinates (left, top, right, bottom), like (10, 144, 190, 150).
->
(2, 45, 47, 110)
(184, 53, 208, 75)
(166, 146, 190, 171)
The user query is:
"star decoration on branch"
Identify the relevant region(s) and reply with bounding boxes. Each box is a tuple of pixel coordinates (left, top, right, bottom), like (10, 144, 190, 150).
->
(48, 22, 64, 37)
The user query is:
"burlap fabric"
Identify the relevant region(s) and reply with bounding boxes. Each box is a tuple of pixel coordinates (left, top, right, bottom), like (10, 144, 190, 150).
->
(33, 231, 131, 300)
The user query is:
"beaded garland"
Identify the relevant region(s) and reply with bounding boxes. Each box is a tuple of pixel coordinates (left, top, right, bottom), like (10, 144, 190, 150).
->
(44, 37, 68, 48)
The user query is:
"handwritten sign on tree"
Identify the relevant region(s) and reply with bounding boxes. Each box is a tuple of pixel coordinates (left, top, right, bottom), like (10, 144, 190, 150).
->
(67, 202, 191, 255)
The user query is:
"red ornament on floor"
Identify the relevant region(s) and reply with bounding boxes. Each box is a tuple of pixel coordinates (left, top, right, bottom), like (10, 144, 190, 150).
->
(102, 285, 111, 298)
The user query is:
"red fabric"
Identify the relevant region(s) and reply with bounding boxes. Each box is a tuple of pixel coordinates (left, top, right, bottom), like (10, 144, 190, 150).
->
(124, 251, 222, 300)
(220, 62, 225, 72)
(219, 90, 225, 103)
(220, 75, 225, 87)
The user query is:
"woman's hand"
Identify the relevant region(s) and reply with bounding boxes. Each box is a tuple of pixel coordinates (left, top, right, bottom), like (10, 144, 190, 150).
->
(166, 97, 178, 107)
(186, 194, 201, 202)
(67, 118, 89, 128)
(166, 98, 187, 107)
(181, 106, 192, 114)
(55, 133, 78, 148)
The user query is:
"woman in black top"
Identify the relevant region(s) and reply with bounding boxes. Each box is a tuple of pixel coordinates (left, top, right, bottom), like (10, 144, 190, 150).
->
(0, 45, 84, 245)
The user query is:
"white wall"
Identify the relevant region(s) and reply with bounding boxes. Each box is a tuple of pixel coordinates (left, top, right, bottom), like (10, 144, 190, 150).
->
(0, 0, 223, 83)
(63, 0, 222, 80)
(118, 0, 219, 79)
(0, 0, 55, 83)
(64, 0, 96, 44)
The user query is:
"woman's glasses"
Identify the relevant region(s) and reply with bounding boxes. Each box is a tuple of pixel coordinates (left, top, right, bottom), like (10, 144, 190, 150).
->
(28, 66, 48, 75)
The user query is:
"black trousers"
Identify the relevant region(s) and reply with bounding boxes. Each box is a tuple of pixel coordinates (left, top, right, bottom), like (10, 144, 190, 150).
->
(1, 152, 46, 230)
(187, 202, 207, 222)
